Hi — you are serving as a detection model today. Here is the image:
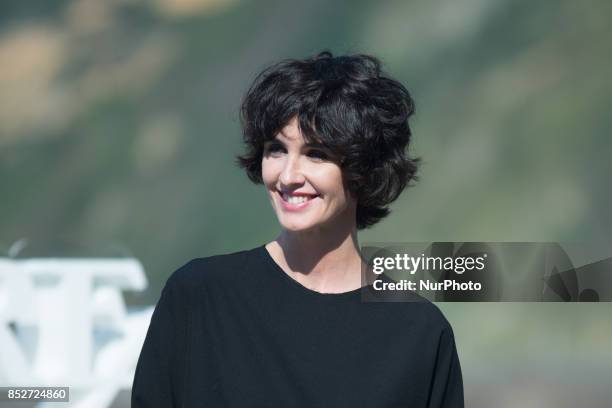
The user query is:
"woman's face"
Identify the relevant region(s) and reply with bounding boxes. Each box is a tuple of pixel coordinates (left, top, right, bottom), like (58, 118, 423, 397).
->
(261, 117, 357, 233)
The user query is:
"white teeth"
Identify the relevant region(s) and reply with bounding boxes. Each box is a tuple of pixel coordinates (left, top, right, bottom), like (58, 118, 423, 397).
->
(289, 196, 308, 204)
(282, 193, 315, 204)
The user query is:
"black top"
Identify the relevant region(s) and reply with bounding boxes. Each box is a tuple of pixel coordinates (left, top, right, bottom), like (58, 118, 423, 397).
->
(132, 245, 464, 407)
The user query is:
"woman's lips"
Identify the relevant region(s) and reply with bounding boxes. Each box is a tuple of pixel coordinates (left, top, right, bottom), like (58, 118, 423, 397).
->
(277, 191, 319, 212)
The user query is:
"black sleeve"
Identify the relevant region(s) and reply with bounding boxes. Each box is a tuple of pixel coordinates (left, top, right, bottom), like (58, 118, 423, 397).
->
(427, 326, 464, 408)
(132, 274, 183, 407)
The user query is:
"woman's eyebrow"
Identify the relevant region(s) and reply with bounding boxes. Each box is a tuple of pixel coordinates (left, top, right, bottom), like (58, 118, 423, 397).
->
(264, 138, 327, 149)
(264, 137, 283, 145)
(304, 141, 328, 148)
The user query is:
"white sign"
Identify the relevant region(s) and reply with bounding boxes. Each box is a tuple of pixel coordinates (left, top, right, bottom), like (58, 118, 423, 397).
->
(0, 258, 154, 408)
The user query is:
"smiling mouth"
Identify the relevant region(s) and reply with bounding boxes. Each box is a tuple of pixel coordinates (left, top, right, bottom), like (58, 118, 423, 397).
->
(278, 191, 319, 205)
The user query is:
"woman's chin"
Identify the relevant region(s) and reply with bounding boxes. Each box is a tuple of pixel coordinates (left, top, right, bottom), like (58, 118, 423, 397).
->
(277, 218, 319, 233)
(280, 223, 314, 233)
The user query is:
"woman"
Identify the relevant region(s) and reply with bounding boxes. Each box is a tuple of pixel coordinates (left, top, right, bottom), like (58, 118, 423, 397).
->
(132, 51, 464, 407)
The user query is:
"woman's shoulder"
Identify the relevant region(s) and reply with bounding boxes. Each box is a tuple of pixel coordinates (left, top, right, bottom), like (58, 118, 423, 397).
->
(372, 291, 456, 336)
(164, 246, 259, 291)
(411, 299, 455, 333)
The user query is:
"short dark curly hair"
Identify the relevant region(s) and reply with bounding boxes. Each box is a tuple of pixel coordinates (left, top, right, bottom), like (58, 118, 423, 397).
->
(236, 50, 419, 229)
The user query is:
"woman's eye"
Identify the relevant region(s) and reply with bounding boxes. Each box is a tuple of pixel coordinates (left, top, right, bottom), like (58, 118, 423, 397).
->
(307, 149, 329, 160)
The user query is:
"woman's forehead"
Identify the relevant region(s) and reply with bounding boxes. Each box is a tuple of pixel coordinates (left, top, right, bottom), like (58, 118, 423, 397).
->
(277, 118, 302, 140)
(275, 119, 320, 144)
(273, 129, 327, 148)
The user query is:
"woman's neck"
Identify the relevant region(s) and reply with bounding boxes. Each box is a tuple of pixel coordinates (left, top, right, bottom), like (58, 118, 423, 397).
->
(266, 225, 367, 294)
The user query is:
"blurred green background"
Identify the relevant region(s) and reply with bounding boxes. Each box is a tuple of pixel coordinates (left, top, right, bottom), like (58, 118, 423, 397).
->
(1, 0, 611, 406)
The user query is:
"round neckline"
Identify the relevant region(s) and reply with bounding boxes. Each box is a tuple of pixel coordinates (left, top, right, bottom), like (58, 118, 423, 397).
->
(256, 244, 366, 301)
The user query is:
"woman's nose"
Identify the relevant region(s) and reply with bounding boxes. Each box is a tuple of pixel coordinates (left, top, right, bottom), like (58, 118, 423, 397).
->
(279, 156, 305, 186)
